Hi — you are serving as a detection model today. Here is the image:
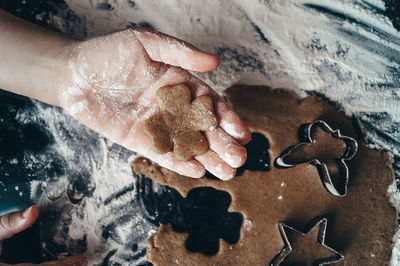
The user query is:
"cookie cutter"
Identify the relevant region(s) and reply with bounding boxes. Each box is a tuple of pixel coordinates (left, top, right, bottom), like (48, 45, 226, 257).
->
(271, 218, 344, 266)
(275, 120, 358, 197)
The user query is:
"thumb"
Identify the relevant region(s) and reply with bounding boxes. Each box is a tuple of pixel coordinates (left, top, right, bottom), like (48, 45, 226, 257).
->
(0, 206, 39, 241)
(133, 28, 219, 72)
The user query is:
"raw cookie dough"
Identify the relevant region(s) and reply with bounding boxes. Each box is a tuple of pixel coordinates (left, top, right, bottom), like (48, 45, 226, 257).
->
(281, 125, 348, 165)
(276, 121, 357, 197)
(144, 84, 218, 161)
(133, 85, 397, 265)
(272, 218, 343, 265)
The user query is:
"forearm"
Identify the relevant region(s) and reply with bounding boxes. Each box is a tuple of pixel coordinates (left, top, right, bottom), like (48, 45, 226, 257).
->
(0, 10, 76, 106)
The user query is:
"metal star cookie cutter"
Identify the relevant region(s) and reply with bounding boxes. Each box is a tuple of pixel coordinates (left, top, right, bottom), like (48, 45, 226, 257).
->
(271, 218, 344, 266)
(275, 120, 358, 197)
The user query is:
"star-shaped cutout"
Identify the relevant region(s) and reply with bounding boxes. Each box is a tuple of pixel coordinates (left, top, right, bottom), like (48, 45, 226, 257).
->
(271, 218, 344, 266)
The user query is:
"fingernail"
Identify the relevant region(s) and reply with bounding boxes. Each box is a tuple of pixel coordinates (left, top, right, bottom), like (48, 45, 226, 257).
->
(21, 206, 32, 218)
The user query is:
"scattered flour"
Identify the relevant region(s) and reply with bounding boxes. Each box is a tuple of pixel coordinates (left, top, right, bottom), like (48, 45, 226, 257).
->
(69, 100, 88, 116)
(23, 0, 400, 264)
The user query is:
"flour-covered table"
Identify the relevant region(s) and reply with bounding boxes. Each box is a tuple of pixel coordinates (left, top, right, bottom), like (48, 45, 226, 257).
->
(0, 0, 399, 265)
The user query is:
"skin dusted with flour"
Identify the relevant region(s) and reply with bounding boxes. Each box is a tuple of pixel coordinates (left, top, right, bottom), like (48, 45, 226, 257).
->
(58, 28, 249, 180)
(0, 10, 250, 180)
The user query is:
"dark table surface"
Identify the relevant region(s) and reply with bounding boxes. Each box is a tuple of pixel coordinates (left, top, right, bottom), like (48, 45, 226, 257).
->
(1, 0, 399, 265)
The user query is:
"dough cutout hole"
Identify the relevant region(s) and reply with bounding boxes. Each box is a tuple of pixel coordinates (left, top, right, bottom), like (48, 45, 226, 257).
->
(204, 132, 271, 180)
(173, 187, 243, 256)
(237, 132, 270, 175)
(135, 174, 243, 256)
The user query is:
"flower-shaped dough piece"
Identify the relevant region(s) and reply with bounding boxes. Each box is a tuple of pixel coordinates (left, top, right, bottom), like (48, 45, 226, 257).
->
(144, 84, 218, 161)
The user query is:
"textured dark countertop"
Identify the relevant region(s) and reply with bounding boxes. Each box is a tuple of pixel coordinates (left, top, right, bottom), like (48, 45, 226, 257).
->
(0, 0, 399, 265)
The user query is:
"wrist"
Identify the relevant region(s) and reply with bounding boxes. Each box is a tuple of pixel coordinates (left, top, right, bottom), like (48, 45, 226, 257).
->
(0, 10, 78, 107)
(43, 38, 79, 107)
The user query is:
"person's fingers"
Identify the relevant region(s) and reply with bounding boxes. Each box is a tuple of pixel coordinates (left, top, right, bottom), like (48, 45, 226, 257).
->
(154, 67, 251, 144)
(205, 128, 247, 168)
(195, 150, 236, 181)
(142, 149, 206, 178)
(123, 121, 206, 178)
(133, 28, 219, 72)
(0, 206, 39, 241)
(187, 76, 251, 145)
(219, 109, 251, 145)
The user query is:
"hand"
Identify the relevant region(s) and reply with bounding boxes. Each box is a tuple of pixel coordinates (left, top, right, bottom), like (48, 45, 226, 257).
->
(0, 206, 38, 242)
(0, 206, 87, 265)
(59, 28, 251, 180)
(0, 11, 250, 180)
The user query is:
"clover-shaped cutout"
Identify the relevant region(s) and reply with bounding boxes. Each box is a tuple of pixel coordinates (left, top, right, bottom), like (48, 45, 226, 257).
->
(144, 84, 218, 161)
(170, 187, 243, 256)
(135, 173, 243, 256)
(276, 120, 358, 197)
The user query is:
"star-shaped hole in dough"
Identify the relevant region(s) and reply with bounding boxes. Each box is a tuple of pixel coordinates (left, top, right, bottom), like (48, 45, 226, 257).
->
(271, 218, 344, 266)
(144, 84, 218, 161)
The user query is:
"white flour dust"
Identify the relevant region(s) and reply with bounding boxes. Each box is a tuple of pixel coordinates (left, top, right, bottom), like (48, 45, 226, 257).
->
(13, 0, 399, 264)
